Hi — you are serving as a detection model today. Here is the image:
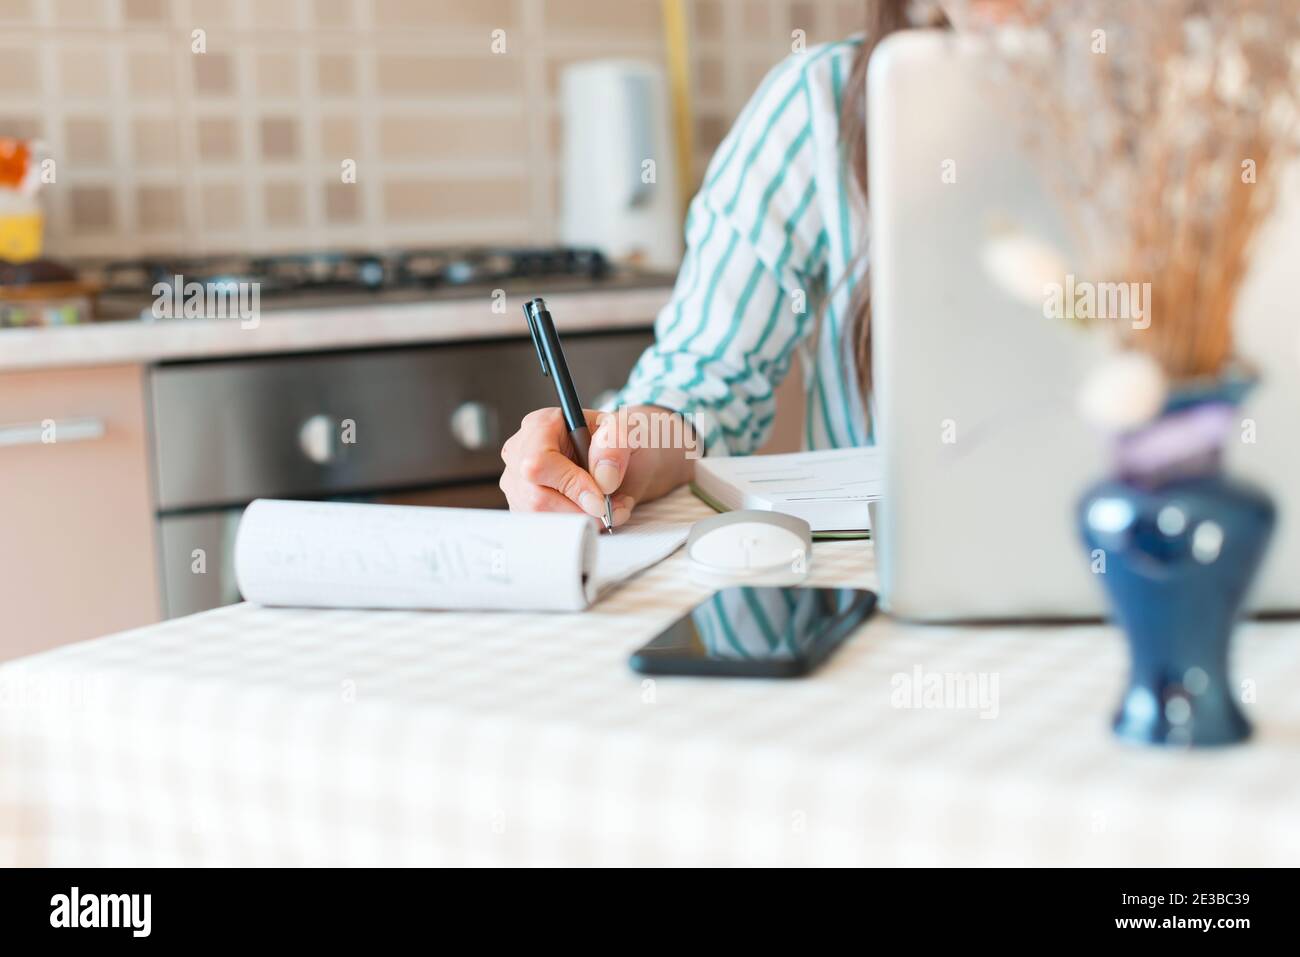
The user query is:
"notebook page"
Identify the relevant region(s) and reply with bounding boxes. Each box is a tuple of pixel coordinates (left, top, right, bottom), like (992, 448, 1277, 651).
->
(591, 518, 692, 595)
(733, 449, 881, 502)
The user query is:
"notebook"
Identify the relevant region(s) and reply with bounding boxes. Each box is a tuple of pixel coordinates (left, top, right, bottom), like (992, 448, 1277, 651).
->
(234, 499, 691, 613)
(691, 448, 880, 538)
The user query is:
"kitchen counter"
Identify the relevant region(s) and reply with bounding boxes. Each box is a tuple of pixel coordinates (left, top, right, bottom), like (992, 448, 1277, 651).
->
(3, 486, 1300, 867)
(0, 284, 672, 372)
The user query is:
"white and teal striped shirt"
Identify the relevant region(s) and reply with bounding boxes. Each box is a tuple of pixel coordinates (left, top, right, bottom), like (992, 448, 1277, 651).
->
(613, 38, 870, 456)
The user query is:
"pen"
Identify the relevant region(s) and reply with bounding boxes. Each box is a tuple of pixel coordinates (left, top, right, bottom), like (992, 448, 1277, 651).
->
(524, 296, 614, 533)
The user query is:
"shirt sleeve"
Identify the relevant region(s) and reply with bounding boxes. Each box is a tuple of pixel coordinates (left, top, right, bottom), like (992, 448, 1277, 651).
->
(609, 52, 830, 456)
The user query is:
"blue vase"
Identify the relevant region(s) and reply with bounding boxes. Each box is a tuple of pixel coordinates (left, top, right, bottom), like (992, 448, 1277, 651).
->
(1078, 379, 1274, 747)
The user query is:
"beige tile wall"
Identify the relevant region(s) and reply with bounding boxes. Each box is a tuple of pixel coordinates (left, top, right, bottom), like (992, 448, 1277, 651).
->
(0, 0, 865, 259)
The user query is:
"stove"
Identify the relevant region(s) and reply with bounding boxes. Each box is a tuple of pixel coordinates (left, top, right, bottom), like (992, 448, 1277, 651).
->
(86, 246, 669, 320)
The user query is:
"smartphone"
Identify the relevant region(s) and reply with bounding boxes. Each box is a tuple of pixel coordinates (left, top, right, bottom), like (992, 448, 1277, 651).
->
(629, 586, 876, 678)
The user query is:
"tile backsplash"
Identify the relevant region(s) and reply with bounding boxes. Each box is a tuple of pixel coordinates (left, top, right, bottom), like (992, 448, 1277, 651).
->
(1, 0, 864, 259)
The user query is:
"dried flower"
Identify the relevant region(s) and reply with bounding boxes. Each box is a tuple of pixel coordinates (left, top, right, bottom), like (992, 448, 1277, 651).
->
(983, 0, 1300, 381)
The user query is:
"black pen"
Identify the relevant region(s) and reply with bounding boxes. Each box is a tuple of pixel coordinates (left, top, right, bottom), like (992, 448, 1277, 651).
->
(524, 297, 614, 533)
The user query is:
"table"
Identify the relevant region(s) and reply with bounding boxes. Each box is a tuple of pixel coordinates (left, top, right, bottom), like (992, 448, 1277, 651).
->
(3, 488, 1299, 866)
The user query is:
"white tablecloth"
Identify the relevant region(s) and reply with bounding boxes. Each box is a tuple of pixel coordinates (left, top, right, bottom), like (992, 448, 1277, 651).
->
(3, 488, 1299, 866)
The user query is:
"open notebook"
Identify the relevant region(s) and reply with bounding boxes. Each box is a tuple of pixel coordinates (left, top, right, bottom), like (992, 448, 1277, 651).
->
(234, 499, 691, 613)
(692, 448, 880, 536)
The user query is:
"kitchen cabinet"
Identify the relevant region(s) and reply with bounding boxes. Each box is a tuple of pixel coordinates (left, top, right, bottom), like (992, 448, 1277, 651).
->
(0, 364, 160, 660)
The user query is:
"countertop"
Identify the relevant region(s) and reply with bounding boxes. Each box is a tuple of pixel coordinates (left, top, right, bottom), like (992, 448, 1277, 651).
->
(0, 283, 672, 372)
(3, 487, 1299, 866)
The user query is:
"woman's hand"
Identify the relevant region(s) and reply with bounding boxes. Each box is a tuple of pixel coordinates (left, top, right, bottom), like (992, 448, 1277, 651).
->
(499, 404, 697, 525)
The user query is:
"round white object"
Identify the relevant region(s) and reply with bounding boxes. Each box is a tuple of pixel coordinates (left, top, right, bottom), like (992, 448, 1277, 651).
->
(686, 511, 813, 587)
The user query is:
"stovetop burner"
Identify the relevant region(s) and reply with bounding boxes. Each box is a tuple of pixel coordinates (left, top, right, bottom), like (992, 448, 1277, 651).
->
(96, 246, 610, 298)
(84, 246, 654, 321)
(83, 247, 647, 321)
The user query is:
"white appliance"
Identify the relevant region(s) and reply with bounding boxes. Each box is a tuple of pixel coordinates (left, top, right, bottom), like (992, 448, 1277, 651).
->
(559, 60, 683, 270)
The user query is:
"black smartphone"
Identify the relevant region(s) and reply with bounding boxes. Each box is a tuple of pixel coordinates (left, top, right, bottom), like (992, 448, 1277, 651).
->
(629, 586, 876, 678)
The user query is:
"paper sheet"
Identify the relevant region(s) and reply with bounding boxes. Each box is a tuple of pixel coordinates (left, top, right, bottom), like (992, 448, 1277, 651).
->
(707, 449, 881, 503)
(234, 499, 689, 613)
(591, 519, 693, 594)
(693, 448, 879, 531)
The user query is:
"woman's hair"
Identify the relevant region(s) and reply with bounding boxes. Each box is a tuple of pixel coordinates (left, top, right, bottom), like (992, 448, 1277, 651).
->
(840, 1, 948, 400)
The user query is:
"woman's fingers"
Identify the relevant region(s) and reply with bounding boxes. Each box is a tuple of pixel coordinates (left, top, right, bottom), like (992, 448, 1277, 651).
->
(502, 406, 667, 528)
(499, 471, 586, 515)
(610, 493, 636, 527)
(518, 447, 608, 517)
(588, 411, 633, 495)
(503, 407, 609, 518)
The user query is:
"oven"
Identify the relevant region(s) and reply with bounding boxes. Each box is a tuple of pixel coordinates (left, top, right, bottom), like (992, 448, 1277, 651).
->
(150, 330, 652, 618)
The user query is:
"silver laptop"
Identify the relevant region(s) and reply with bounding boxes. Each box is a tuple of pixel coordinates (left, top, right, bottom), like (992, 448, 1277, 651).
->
(867, 30, 1300, 620)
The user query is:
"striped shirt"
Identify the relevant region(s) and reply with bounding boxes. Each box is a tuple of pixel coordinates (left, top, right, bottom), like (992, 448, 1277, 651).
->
(612, 38, 870, 456)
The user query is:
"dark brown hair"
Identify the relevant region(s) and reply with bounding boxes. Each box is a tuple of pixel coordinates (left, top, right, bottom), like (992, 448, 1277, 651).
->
(840, 1, 948, 399)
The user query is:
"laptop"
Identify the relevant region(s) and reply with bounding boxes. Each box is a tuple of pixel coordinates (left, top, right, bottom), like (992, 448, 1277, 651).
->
(867, 30, 1300, 621)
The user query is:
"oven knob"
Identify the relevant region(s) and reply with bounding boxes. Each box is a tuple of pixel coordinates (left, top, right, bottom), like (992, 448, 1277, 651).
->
(450, 401, 499, 451)
(298, 414, 337, 464)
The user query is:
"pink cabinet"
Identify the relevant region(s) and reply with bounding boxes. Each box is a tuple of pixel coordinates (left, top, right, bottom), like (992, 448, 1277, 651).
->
(0, 364, 160, 660)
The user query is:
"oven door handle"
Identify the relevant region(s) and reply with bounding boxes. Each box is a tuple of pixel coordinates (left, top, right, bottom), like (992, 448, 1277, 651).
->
(0, 416, 106, 447)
